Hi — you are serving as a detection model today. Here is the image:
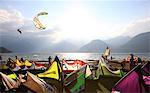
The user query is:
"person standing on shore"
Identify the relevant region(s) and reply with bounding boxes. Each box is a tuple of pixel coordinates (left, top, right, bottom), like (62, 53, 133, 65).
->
(0, 55, 2, 60)
(130, 54, 135, 70)
(48, 56, 52, 66)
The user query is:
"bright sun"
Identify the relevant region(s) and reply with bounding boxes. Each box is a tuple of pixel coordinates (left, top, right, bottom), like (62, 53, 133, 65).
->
(53, 4, 101, 43)
(48, 3, 121, 43)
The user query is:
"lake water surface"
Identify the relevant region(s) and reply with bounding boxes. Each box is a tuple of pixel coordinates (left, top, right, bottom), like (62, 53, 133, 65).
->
(0, 53, 150, 62)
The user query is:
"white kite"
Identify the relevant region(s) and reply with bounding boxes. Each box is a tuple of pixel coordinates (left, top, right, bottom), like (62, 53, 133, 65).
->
(33, 12, 48, 30)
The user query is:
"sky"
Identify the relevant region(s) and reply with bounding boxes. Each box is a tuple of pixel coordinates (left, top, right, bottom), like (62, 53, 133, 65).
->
(0, 0, 149, 44)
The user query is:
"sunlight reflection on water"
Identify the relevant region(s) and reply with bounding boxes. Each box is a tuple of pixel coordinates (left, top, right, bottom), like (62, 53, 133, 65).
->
(0, 53, 150, 61)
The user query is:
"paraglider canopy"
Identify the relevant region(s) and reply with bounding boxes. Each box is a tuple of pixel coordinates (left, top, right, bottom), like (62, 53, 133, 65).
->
(33, 12, 48, 30)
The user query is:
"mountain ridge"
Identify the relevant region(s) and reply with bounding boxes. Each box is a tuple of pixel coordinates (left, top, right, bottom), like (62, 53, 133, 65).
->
(1, 32, 149, 53)
(0, 47, 12, 53)
(113, 32, 150, 53)
(78, 39, 108, 53)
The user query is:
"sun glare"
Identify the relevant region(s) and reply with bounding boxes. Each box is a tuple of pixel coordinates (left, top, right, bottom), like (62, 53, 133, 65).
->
(52, 4, 100, 43)
(48, 2, 122, 43)
(60, 53, 90, 60)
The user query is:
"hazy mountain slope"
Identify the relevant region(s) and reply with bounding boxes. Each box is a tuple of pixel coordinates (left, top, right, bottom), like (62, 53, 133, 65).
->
(0, 47, 12, 53)
(79, 39, 108, 53)
(114, 32, 150, 53)
(105, 36, 131, 47)
(48, 41, 78, 53)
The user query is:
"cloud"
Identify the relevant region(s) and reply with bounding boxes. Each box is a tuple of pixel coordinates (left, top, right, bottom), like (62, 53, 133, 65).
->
(0, 9, 25, 32)
(121, 17, 150, 37)
(0, 8, 57, 36)
(0, 9, 23, 23)
(0, 8, 62, 53)
(0, 9, 44, 34)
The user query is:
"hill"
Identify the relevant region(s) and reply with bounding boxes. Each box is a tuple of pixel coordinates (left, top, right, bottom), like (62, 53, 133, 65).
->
(0, 47, 12, 53)
(105, 36, 131, 47)
(79, 39, 108, 53)
(114, 32, 150, 53)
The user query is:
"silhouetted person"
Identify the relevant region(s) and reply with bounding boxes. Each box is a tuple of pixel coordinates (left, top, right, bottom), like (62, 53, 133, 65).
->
(20, 58, 24, 62)
(15, 56, 18, 60)
(130, 54, 135, 69)
(111, 56, 113, 60)
(48, 56, 52, 65)
(0, 55, 2, 60)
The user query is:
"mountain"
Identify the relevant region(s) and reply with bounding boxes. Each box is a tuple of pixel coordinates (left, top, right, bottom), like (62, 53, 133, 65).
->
(0, 47, 12, 53)
(43, 41, 79, 53)
(78, 32, 149, 53)
(1, 37, 39, 53)
(114, 32, 150, 53)
(1, 34, 51, 53)
(78, 39, 108, 53)
(1, 30, 149, 53)
(105, 36, 131, 47)
(1, 33, 78, 53)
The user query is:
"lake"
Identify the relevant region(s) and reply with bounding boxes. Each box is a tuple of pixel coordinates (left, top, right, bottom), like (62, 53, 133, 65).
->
(0, 53, 150, 62)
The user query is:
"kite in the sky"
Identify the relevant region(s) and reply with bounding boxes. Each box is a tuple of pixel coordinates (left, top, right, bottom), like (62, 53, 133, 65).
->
(17, 29, 22, 34)
(33, 12, 48, 30)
